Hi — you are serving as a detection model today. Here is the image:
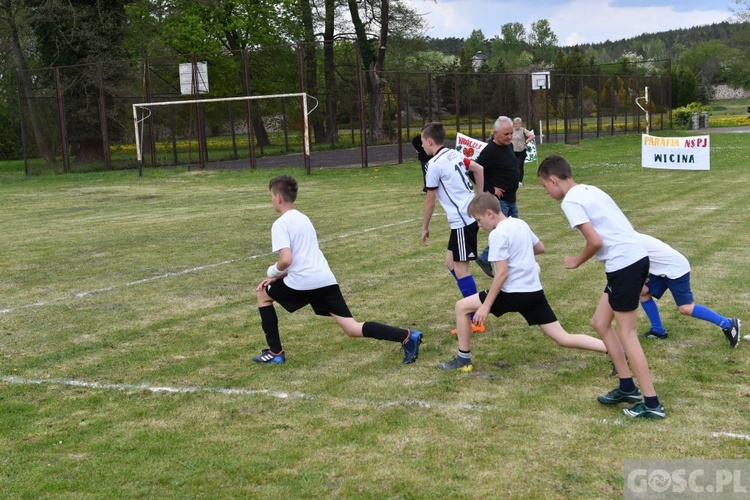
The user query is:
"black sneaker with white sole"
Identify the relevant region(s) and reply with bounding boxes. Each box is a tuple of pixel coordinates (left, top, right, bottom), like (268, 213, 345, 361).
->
(640, 329, 668, 340)
(722, 318, 741, 348)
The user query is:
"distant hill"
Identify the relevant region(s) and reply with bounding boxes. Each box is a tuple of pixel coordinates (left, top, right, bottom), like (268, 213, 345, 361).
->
(426, 21, 749, 62)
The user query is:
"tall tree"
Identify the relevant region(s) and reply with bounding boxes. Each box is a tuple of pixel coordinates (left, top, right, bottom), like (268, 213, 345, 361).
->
(23, 0, 132, 163)
(731, 0, 749, 22)
(135, 0, 301, 147)
(300, 0, 326, 143)
(346, 0, 425, 140)
(323, 0, 338, 143)
(528, 19, 558, 65)
(0, 0, 56, 163)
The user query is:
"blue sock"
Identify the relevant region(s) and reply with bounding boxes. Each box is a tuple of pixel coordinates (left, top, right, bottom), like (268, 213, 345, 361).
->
(691, 304, 730, 329)
(640, 299, 666, 334)
(456, 275, 478, 322)
(456, 275, 477, 298)
(450, 269, 458, 282)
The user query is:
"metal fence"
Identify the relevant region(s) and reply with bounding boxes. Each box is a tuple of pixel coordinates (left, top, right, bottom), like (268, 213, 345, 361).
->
(17, 41, 672, 174)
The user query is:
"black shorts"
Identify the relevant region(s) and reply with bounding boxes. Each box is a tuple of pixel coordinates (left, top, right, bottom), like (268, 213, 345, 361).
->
(478, 289, 558, 326)
(447, 221, 479, 262)
(265, 280, 352, 317)
(604, 256, 649, 312)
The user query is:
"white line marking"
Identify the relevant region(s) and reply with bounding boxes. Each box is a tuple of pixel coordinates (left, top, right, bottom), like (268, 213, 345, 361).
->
(1, 375, 308, 400)
(712, 432, 750, 441)
(0, 374, 494, 411)
(1, 216, 432, 314)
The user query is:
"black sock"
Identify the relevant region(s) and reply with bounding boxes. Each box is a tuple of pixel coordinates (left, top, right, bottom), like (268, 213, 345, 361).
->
(644, 395, 660, 408)
(259, 305, 282, 353)
(362, 322, 409, 343)
(619, 377, 637, 393)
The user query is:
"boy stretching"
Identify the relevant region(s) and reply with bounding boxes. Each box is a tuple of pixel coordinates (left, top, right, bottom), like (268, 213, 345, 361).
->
(421, 122, 486, 333)
(636, 232, 740, 346)
(437, 193, 609, 372)
(254, 175, 422, 365)
(538, 155, 664, 419)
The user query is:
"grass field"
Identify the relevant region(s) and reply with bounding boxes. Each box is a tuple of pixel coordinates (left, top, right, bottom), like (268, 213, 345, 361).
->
(1, 132, 749, 497)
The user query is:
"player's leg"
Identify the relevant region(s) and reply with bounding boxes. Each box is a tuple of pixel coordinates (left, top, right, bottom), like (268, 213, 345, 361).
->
(322, 284, 422, 364)
(613, 309, 656, 396)
(671, 274, 740, 347)
(437, 294, 482, 371)
(254, 285, 285, 364)
(607, 257, 664, 418)
(538, 321, 607, 352)
(591, 293, 630, 378)
(640, 277, 668, 338)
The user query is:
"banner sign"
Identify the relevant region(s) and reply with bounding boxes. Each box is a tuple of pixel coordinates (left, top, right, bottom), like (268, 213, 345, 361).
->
(641, 134, 710, 170)
(455, 132, 487, 161)
(525, 133, 537, 164)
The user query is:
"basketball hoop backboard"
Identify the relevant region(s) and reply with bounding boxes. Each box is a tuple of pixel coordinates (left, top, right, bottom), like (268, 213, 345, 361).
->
(531, 71, 550, 91)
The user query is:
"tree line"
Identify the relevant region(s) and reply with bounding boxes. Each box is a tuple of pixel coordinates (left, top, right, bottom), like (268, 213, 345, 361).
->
(0, 0, 747, 162)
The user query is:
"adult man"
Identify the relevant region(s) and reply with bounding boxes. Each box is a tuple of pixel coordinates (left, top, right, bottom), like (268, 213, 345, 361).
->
(474, 116, 520, 277)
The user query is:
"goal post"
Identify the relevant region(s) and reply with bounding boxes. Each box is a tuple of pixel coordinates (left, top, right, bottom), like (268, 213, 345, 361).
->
(132, 92, 315, 176)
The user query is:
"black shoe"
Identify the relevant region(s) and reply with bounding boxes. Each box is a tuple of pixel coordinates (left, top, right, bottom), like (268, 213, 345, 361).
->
(622, 402, 666, 419)
(722, 318, 741, 348)
(475, 257, 494, 278)
(597, 387, 642, 405)
(253, 349, 285, 364)
(640, 329, 668, 340)
(402, 330, 423, 364)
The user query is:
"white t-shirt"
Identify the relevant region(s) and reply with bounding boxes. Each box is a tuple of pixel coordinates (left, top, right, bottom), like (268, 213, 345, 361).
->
(487, 217, 542, 293)
(425, 147, 476, 229)
(271, 209, 337, 290)
(636, 232, 690, 279)
(561, 184, 647, 272)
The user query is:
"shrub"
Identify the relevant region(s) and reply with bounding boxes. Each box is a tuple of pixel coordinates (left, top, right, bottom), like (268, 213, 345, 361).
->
(672, 102, 712, 129)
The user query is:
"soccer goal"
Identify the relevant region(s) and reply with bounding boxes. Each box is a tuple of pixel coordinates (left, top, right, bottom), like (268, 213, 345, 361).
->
(132, 92, 317, 176)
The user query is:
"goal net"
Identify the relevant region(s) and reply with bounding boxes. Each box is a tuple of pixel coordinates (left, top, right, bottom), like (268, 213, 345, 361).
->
(132, 93, 315, 175)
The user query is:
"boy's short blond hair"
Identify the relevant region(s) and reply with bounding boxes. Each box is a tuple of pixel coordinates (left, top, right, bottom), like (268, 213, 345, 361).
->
(467, 192, 501, 217)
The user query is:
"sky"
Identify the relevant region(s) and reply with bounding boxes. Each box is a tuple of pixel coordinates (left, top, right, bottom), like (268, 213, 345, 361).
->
(404, 0, 740, 46)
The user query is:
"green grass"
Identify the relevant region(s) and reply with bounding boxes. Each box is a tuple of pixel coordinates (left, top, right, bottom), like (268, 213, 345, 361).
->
(1, 132, 749, 497)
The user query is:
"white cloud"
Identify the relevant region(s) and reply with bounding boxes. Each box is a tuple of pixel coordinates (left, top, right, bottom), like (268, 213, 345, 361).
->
(406, 0, 735, 45)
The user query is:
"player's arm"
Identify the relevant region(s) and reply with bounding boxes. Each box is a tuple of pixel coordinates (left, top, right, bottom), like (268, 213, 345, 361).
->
(465, 160, 484, 194)
(266, 247, 292, 280)
(533, 240, 545, 255)
(473, 259, 507, 326)
(422, 189, 437, 245)
(565, 222, 602, 269)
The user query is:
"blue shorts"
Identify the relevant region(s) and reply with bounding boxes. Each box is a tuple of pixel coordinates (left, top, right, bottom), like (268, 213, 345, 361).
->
(645, 272, 694, 306)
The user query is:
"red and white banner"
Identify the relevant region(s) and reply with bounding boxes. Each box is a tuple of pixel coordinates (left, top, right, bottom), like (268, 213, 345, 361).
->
(641, 134, 710, 171)
(455, 132, 487, 161)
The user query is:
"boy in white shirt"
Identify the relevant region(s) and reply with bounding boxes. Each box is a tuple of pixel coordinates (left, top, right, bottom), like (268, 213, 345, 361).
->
(437, 193, 610, 372)
(636, 232, 740, 347)
(538, 155, 664, 419)
(421, 122, 486, 333)
(254, 175, 423, 365)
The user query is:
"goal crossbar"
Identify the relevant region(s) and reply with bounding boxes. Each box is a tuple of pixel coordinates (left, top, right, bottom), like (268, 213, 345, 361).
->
(132, 92, 314, 171)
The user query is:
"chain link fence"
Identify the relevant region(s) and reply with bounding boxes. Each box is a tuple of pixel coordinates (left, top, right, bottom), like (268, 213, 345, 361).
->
(17, 41, 672, 174)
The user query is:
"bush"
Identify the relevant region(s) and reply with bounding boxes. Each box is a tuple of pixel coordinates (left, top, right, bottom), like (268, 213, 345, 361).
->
(672, 102, 711, 129)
